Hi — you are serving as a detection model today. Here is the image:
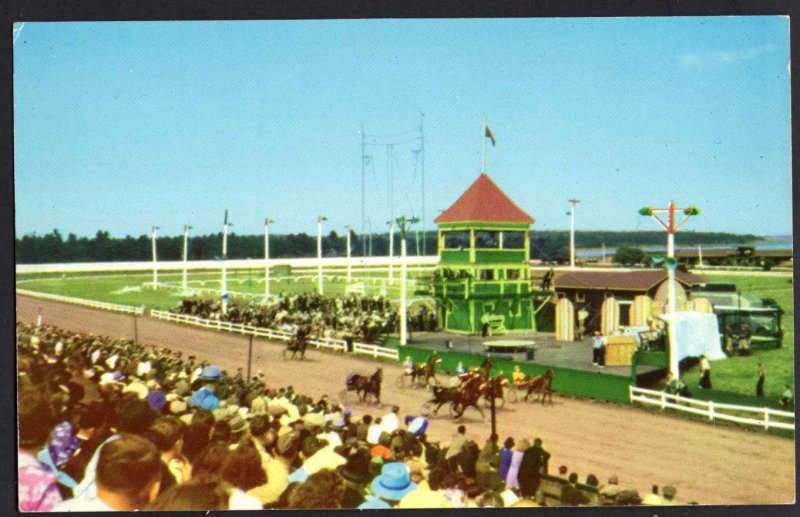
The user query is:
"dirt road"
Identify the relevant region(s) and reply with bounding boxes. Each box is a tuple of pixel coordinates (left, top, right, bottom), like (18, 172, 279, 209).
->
(16, 295, 795, 505)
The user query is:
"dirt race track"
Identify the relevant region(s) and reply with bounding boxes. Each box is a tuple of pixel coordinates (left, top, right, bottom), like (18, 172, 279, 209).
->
(16, 295, 796, 505)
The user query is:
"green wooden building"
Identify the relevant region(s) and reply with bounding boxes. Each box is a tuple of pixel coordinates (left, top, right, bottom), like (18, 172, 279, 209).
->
(433, 173, 536, 334)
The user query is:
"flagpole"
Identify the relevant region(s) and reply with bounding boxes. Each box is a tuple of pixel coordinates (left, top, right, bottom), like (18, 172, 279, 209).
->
(482, 116, 488, 173)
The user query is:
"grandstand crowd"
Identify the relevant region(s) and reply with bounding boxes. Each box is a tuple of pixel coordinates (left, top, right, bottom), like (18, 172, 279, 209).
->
(174, 293, 437, 344)
(17, 321, 684, 511)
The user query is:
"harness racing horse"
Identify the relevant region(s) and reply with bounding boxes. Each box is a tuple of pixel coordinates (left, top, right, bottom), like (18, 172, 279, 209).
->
(423, 374, 485, 419)
(480, 375, 510, 409)
(283, 325, 310, 360)
(342, 368, 383, 406)
(522, 368, 555, 404)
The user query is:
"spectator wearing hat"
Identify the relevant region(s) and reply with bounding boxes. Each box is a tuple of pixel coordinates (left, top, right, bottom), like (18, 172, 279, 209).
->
(337, 446, 372, 508)
(55, 433, 162, 511)
(189, 365, 222, 411)
(18, 388, 63, 512)
(369, 462, 419, 507)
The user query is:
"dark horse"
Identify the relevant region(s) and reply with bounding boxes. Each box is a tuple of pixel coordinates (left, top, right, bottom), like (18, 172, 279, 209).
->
(414, 354, 442, 386)
(344, 368, 383, 406)
(425, 374, 484, 419)
(521, 368, 555, 404)
(283, 325, 310, 360)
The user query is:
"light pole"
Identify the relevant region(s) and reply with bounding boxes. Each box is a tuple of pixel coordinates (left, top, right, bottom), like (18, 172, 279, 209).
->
(568, 199, 580, 269)
(387, 219, 395, 285)
(345, 225, 353, 284)
(151, 225, 159, 289)
(182, 224, 192, 292)
(396, 215, 419, 345)
(221, 209, 230, 315)
(264, 218, 274, 298)
(640, 201, 700, 378)
(317, 215, 327, 295)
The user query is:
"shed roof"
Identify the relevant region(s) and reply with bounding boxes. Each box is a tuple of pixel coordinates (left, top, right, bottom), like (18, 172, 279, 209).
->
(554, 269, 706, 292)
(434, 173, 535, 225)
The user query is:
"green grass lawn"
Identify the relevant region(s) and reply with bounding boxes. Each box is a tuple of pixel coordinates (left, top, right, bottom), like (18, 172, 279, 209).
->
(678, 272, 794, 404)
(16, 268, 436, 311)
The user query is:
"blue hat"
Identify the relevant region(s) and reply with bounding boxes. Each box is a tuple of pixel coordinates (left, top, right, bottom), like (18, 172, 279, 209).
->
(407, 416, 428, 436)
(201, 365, 222, 380)
(370, 462, 418, 501)
(358, 495, 392, 509)
(146, 390, 167, 411)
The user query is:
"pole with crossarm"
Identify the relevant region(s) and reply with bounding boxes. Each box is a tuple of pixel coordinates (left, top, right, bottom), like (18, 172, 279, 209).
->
(396, 215, 419, 345)
(221, 209, 230, 315)
(264, 218, 274, 298)
(639, 201, 700, 378)
(317, 215, 327, 295)
(568, 199, 580, 269)
(182, 224, 192, 292)
(151, 226, 159, 289)
(345, 225, 353, 284)
(387, 220, 395, 285)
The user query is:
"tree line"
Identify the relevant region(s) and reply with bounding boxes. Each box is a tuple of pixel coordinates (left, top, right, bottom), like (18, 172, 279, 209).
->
(15, 228, 762, 264)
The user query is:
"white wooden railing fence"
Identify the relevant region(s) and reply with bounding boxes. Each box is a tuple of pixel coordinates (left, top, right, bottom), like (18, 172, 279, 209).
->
(16, 289, 145, 316)
(149, 310, 399, 360)
(629, 385, 794, 431)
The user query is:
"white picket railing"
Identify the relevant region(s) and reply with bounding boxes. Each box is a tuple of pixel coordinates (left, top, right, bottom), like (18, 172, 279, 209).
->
(629, 386, 794, 431)
(149, 310, 402, 359)
(16, 289, 145, 316)
(352, 342, 401, 361)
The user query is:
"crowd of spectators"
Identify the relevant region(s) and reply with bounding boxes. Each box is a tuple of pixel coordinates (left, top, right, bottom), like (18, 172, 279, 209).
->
(17, 321, 684, 511)
(174, 293, 436, 344)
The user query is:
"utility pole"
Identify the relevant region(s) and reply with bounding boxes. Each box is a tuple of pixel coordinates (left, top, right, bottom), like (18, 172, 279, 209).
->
(151, 225, 159, 289)
(640, 201, 700, 378)
(568, 199, 580, 269)
(387, 219, 395, 285)
(396, 215, 419, 345)
(264, 218, 273, 298)
(361, 124, 366, 257)
(182, 224, 191, 292)
(345, 225, 353, 284)
(221, 209, 230, 315)
(317, 215, 327, 295)
(420, 112, 426, 256)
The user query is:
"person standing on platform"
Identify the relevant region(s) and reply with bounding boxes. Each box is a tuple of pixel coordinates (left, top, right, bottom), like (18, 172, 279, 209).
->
(481, 311, 491, 338)
(598, 333, 607, 368)
(592, 332, 603, 366)
(756, 363, 766, 397)
(699, 355, 712, 389)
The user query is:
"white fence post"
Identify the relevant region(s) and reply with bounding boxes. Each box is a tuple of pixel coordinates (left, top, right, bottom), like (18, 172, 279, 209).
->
(764, 409, 770, 431)
(660, 391, 666, 410)
(708, 400, 715, 421)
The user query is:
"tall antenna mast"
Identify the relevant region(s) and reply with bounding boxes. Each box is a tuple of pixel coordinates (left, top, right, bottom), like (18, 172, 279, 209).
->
(361, 124, 366, 257)
(420, 112, 426, 256)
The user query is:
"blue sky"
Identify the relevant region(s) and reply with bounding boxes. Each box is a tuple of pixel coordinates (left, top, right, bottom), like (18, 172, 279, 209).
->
(13, 17, 791, 239)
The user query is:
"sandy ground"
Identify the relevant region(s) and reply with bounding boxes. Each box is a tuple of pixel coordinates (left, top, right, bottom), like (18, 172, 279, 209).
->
(16, 295, 795, 505)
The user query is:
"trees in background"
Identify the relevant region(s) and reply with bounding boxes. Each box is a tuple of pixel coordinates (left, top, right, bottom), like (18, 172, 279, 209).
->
(15, 228, 761, 264)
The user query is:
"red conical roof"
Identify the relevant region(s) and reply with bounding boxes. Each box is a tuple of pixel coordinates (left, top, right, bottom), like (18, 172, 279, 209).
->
(434, 173, 535, 225)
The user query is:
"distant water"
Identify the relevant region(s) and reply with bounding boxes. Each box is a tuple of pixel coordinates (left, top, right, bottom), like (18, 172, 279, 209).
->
(577, 236, 792, 258)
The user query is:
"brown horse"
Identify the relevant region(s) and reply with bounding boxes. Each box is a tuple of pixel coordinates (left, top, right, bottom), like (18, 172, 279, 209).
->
(479, 376, 509, 408)
(425, 374, 484, 419)
(344, 367, 383, 405)
(522, 368, 555, 404)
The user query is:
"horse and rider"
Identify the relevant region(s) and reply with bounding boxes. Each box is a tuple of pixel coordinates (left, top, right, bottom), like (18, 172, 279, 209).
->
(425, 372, 485, 419)
(400, 352, 441, 388)
(342, 367, 383, 406)
(511, 366, 555, 404)
(283, 323, 311, 360)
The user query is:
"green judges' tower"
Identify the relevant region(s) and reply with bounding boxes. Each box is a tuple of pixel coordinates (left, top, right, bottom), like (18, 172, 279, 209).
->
(433, 173, 535, 334)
